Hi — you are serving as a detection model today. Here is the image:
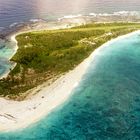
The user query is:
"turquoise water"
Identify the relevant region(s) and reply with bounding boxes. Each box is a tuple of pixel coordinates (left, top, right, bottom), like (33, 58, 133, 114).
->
(0, 32, 140, 139)
(0, 39, 15, 77)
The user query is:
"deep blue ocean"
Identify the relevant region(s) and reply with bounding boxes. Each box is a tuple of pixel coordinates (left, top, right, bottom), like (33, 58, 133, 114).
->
(0, 31, 140, 139)
(0, 0, 140, 28)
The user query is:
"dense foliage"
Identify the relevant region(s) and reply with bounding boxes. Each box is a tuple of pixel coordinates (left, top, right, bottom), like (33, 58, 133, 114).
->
(12, 29, 105, 72)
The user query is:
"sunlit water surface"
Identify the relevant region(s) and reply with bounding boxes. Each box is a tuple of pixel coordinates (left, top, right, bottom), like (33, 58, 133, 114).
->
(0, 0, 140, 28)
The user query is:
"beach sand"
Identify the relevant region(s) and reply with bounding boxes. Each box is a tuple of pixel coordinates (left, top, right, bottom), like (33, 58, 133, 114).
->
(0, 29, 139, 132)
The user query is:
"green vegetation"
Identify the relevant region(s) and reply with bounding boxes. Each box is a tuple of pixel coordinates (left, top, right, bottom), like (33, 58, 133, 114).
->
(1, 22, 140, 100)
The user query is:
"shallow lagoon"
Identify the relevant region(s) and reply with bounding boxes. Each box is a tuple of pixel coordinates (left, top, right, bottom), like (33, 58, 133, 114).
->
(0, 32, 140, 139)
(0, 39, 16, 78)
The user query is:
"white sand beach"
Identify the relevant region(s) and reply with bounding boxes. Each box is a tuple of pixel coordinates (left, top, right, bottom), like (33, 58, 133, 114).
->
(0, 30, 139, 132)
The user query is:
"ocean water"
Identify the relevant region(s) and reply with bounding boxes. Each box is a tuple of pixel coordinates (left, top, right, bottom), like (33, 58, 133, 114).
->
(1, 0, 140, 28)
(0, 32, 140, 139)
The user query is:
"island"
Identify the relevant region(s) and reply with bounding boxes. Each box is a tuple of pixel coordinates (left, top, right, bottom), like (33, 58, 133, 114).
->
(0, 22, 140, 132)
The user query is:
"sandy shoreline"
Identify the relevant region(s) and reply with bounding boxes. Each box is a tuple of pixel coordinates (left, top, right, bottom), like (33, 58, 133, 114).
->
(0, 30, 139, 132)
(0, 44, 92, 132)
